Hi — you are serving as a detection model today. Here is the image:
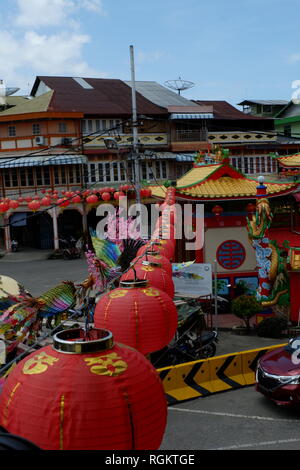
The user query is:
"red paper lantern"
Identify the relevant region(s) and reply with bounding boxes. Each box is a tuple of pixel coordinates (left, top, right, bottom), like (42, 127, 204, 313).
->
(101, 192, 111, 201)
(57, 198, 70, 208)
(8, 200, 19, 210)
(246, 203, 256, 213)
(212, 205, 223, 217)
(121, 264, 174, 299)
(86, 194, 99, 205)
(0, 202, 9, 213)
(28, 200, 41, 211)
(72, 195, 82, 203)
(134, 250, 172, 276)
(94, 280, 178, 355)
(113, 191, 125, 200)
(137, 239, 175, 260)
(0, 328, 167, 450)
(41, 197, 52, 207)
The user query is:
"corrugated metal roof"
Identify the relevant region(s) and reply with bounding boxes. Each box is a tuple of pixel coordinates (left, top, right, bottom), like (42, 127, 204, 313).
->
(31, 77, 168, 116)
(0, 154, 87, 168)
(123, 81, 197, 108)
(237, 100, 288, 106)
(0, 91, 54, 116)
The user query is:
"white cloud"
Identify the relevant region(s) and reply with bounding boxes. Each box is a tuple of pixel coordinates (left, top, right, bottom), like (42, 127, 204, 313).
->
(0, 0, 107, 92)
(136, 50, 164, 64)
(15, 0, 105, 28)
(16, 0, 75, 27)
(288, 53, 300, 64)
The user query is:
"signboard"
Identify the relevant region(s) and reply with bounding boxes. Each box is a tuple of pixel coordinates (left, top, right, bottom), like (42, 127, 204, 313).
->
(172, 263, 212, 296)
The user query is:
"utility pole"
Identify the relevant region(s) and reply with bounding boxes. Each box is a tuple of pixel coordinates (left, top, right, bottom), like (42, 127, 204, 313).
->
(130, 45, 141, 205)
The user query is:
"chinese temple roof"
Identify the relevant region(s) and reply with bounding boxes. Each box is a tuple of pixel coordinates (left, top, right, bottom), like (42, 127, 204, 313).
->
(150, 160, 298, 201)
(276, 153, 300, 168)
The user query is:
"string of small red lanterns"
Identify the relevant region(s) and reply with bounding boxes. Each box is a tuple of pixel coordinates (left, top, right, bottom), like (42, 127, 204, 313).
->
(0, 186, 153, 214)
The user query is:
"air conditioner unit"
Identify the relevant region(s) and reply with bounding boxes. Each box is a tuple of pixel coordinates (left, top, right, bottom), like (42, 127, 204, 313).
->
(34, 136, 45, 145)
(61, 137, 73, 146)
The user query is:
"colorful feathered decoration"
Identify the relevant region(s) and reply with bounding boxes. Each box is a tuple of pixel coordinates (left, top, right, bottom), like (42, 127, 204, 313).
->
(90, 230, 121, 269)
(0, 275, 31, 315)
(172, 261, 195, 273)
(0, 298, 45, 354)
(36, 281, 77, 318)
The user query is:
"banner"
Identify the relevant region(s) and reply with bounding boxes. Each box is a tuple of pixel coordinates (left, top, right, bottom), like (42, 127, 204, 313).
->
(172, 263, 212, 296)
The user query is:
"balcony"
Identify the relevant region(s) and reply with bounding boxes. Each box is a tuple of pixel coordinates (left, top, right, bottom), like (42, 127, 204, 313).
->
(170, 129, 208, 152)
(83, 132, 168, 149)
(208, 131, 277, 145)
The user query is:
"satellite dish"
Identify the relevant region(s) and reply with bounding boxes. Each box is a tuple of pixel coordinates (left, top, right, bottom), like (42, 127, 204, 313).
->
(164, 77, 195, 95)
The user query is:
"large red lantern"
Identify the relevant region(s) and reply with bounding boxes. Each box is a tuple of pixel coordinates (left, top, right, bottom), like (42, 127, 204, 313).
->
(94, 280, 178, 355)
(0, 328, 167, 450)
(121, 264, 174, 299)
(135, 250, 172, 276)
(137, 239, 175, 260)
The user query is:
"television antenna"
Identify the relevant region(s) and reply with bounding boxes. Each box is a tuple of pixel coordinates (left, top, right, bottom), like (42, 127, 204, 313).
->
(164, 77, 195, 95)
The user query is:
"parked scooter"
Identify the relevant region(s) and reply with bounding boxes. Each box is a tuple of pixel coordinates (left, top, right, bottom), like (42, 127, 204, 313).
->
(11, 240, 19, 252)
(59, 237, 81, 260)
(151, 303, 219, 368)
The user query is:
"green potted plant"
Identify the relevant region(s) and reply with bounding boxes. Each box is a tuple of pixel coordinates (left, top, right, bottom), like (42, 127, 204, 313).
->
(231, 295, 261, 334)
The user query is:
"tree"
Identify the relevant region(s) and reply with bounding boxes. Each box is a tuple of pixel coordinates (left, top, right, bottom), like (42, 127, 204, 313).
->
(231, 295, 261, 330)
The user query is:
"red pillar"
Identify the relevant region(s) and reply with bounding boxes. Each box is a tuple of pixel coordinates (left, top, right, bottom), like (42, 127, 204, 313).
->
(290, 272, 300, 323)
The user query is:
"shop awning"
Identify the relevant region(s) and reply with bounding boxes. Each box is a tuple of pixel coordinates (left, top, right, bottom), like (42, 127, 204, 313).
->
(0, 154, 87, 168)
(170, 113, 214, 119)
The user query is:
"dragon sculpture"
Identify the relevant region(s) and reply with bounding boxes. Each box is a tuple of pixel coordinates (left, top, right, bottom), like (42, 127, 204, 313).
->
(247, 197, 289, 307)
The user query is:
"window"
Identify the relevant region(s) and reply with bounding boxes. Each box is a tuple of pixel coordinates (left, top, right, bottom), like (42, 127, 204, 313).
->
(90, 164, 96, 183)
(284, 125, 291, 137)
(105, 163, 111, 182)
(113, 162, 119, 182)
(58, 122, 67, 133)
(8, 125, 16, 137)
(262, 105, 272, 114)
(32, 123, 40, 135)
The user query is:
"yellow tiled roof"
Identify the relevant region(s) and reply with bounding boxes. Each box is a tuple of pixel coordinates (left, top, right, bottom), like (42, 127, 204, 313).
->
(149, 178, 295, 200)
(177, 177, 295, 198)
(277, 153, 300, 167)
(177, 164, 221, 187)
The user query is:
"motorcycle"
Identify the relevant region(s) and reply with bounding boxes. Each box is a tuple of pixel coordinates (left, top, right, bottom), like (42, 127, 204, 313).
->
(11, 240, 19, 252)
(59, 237, 81, 260)
(151, 301, 219, 368)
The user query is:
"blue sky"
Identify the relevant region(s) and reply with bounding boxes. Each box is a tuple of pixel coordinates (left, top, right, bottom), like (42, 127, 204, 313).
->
(1, 0, 300, 106)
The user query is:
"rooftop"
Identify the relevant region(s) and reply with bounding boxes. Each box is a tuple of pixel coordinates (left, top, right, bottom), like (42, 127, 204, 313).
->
(30, 76, 169, 117)
(194, 100, 261, 120)
(237, 100, 289, 106)
(150, 160, 298, 200)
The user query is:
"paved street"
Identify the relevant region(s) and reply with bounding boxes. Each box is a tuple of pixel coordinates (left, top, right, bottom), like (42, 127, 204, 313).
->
(0, 256, 89, 296)
(0, 255, 298, 451)
(161, 387, 300, 450)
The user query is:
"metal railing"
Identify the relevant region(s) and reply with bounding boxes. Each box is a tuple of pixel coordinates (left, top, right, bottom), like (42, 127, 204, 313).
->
(174, 130, 207, 142)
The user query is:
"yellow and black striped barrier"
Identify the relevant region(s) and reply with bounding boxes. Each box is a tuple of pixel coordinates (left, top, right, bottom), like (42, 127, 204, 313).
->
(157, 344, 287, 405)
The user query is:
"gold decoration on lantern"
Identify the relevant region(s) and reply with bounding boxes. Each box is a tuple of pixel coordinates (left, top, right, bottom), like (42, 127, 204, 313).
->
(84, 353, 128, 376)
(22, 352, 59, 375)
